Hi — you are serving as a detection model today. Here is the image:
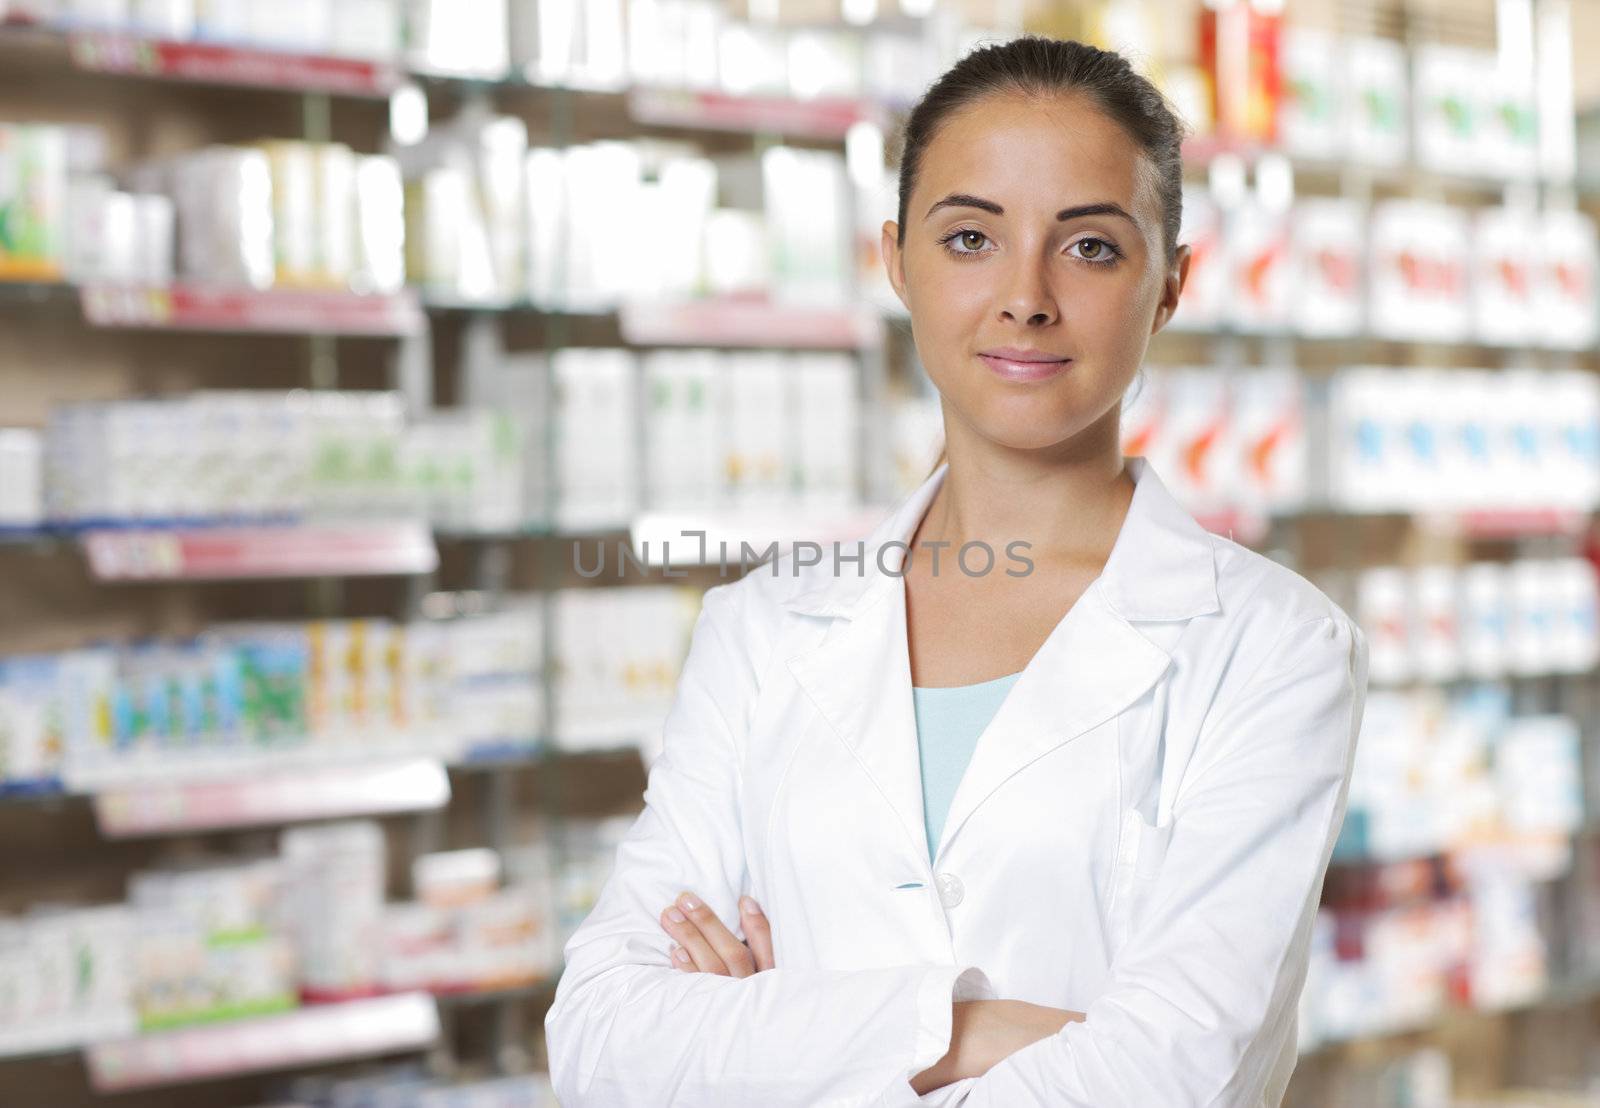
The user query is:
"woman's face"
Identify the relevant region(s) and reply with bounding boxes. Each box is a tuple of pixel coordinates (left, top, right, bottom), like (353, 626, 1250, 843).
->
(883, 91, 1189, 458)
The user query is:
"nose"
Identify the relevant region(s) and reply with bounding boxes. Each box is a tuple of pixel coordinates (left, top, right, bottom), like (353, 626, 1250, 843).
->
(998, 254, 1058, 326)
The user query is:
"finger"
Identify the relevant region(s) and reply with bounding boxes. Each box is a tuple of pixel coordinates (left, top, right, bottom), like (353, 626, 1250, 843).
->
(675, 891, 756, 978)
(660, 901, 728, 976)
(740, 896, 774, 972)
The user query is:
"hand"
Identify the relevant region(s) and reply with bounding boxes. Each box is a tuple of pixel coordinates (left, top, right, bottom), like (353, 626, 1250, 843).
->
(911, 1000, 1084, 1095)
(659, 890, 774, 977)
(963, 999, 1081, 1076)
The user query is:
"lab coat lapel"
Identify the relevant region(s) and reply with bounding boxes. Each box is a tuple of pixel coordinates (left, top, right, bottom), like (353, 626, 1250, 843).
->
(935, 457, 1223, 862)
(781, 455, 1221, 870)
(931, 585, 1170, 865)
(781, 464, 945, 861)
(785, 573, 930, 862)
(785, 572, 1174, 873)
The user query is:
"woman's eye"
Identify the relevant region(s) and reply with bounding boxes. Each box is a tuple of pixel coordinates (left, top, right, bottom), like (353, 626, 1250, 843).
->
(941, 229, 990, 255)
(1070, 237, 1119, 264)
(939, 230, 1119, 263)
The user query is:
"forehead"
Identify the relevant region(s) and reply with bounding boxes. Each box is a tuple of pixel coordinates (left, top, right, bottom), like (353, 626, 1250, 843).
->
(915, 91, 1158, 221)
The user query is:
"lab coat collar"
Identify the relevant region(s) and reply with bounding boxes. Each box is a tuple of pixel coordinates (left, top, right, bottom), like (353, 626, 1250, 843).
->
(780, 454, 1222, 867)
(778, 454, 1220, 625)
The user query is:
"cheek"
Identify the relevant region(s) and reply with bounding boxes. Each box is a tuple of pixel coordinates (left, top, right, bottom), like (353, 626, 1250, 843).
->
(1071, 272, 1164, 350)
(906, 271, 987, 370)
(908, 262, 987, 318)
(1075, 267, 1155, 314)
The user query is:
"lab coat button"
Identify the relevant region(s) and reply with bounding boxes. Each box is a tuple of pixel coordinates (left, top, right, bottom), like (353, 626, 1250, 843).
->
(935, 872, 964, 908)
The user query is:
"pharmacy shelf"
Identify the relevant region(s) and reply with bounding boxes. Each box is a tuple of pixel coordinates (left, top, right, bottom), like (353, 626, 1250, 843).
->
(0, 21, 401, 97)
(0, 775, 66, 800)
(626, 86, 886, 140)
(1268, 506, 1598, 540)
(0, 741, 632, 817)
(0, 1017, 135, 1065)
(450, 739, 642, 772)
(1273, 506, 1595, 540)
(423, 292, 886, 349)
(629, 502, 1598, 568)
(0, 21, 889, 142)
(4, 280, 876, 348)
(417, 293, 588, 315)
(0, 978, 559, 1068)
(67, 31, 402, 96)
(1179, 132, 1577, 195)
(1162, 326, 1600, 352)
(618, 294, 883, 349)
(62, 740, 547, 792)
(7, 502, 1588, 581)
(0, 279, 432, 337)
(3, 522, 443, 579)
(79, 283, 425, 336)
(449, 741, 561, 770)
(631, 504, 892, 567)
(432, 976, 559, 1008)
(80, 520, 438, 581)
(84, 991, 440, 1092)
(419, 294, 889, 350)
(4, 277, 1593, 356)
(1363, 669, 1600, 694)
(1417, 507, 1594, 539)
(441, 79, 893, 143)
(0, 278, 72, 304)
(1300, 970, 1600, 1059)
(1, 22, 891, 139)
(1327, 817, 1600, 872)
(90, 757, 451, 838)
(4, 19, 1597, 199)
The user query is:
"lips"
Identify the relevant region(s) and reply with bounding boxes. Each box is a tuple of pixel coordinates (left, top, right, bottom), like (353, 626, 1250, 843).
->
(977, 352, 1072, 382)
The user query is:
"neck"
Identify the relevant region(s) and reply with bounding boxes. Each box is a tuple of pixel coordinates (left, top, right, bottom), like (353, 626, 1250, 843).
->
(913, 423, 1135, 568)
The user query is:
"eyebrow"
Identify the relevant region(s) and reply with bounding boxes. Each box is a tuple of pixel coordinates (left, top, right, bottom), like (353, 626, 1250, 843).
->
(923, 193, 1141, 229)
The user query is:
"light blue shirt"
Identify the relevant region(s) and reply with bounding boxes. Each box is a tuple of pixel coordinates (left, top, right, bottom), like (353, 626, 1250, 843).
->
(911, 671, 1022, 864)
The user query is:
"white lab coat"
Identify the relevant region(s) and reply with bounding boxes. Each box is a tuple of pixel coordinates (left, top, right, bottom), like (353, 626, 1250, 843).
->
(545, 455, 1370, 1107)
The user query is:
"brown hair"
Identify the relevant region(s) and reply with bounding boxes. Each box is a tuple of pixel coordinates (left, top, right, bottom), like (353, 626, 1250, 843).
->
(896, 34, 1187, 257)
(900, 35, 1188, 480)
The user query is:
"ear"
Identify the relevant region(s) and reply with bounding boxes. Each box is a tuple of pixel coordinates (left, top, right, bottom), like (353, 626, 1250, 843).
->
(1150, 242, 1191, 335)
(881, 220, 908, 311)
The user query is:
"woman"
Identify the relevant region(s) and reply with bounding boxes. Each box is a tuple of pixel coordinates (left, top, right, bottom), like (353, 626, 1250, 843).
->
(545, 34, 1368, 1107)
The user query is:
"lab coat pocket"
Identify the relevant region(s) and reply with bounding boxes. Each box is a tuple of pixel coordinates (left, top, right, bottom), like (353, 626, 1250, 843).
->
(1106, 808, 1175, 956)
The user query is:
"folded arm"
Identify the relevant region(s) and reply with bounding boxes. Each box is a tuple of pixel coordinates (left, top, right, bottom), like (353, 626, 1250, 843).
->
(544, 581, 989, 1107)
(953, 614, 1369, 1107)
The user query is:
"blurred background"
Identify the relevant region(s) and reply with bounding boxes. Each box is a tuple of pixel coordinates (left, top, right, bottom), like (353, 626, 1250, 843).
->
(1, 0, 1599, 1105)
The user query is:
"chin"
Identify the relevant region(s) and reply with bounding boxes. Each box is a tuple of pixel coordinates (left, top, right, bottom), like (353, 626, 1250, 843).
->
(970, 424, 1090, 453)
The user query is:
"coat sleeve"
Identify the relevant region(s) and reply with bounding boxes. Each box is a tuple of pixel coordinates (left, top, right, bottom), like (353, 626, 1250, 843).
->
(954, 612, 1369, 1108)
(544, 579, 992, 1108)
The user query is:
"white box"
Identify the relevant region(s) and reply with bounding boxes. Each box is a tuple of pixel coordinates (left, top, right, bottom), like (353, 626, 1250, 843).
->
(1289, 198, 1364, 337)
(1470, 206, 1539, 346)
(1230, 368, 1307, 512)
(1343, 37, 1408, 167)
(1536, 208, 1599, 350)
(1279, 28, 1344, 161)
(1412, 45, 1483, 176)
(1226, 200, 1293, 333)
(1368, 201, 1470, 342)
